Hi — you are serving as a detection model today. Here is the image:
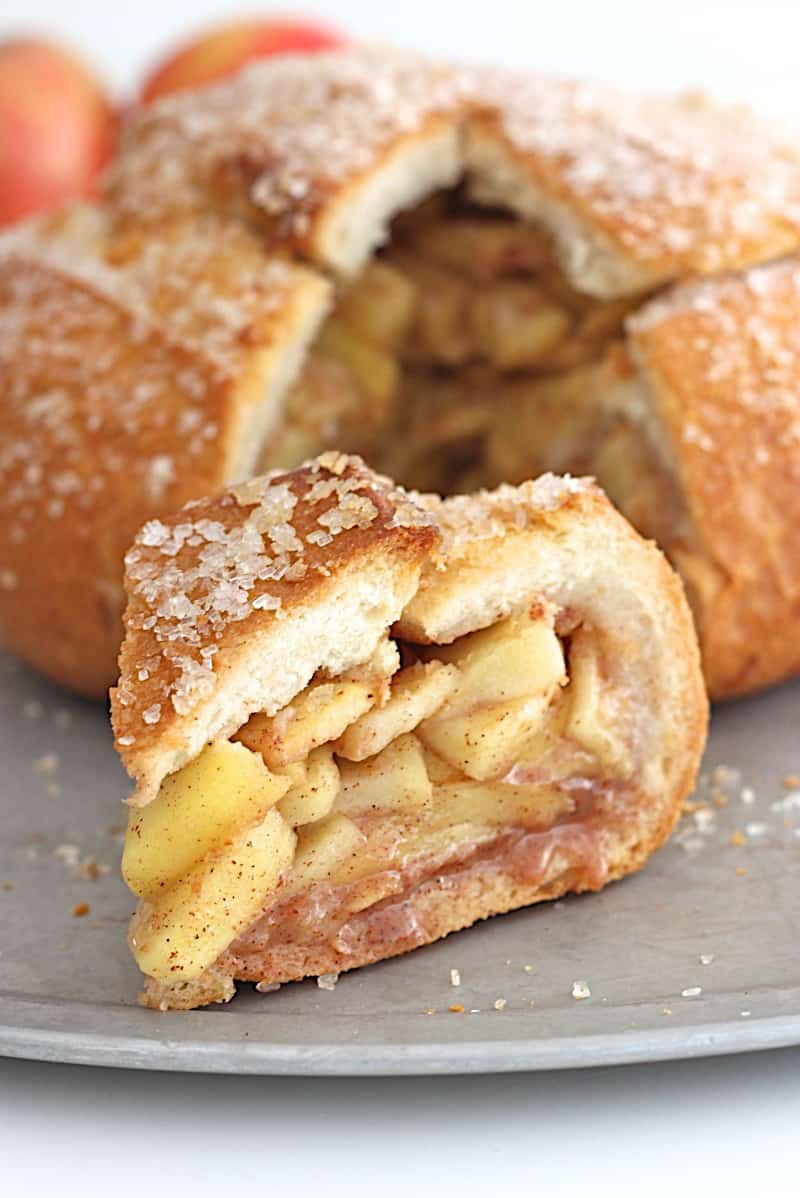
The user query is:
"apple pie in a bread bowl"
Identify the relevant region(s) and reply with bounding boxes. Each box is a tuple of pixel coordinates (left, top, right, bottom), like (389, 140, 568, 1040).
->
(2, 47, 800, 698)
(111, 454, 706, 1009)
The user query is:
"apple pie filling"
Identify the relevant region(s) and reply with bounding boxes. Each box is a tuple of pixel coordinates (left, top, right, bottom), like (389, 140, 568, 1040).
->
(259, 191, 657, 503)
(124, 605, 637, 993)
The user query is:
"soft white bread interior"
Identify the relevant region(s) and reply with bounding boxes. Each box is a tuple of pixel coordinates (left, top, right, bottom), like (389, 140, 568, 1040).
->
(313, 119, 462, 276)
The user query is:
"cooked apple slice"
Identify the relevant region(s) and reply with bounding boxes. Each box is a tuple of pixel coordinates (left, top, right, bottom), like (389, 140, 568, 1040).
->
(431, 613, 566, 715)
(566, 630, 632, 775)
(336, 660, 459, 761)
(336, 733, 433, 815)
(422, 745, 463, 785)
(278, 747, 340, 827)
(282, 811, 370, 896)
(236, 677, 378, 769)
(315, 316, 399, 411)
(469, 282, 571, 370)
(335, 260, 418, 350)
(400, 217, 551, 279)
(122, 740, 293, 900)
(434, 780, 574, 829)
(396, 253, 472, 366)
(129, 807, 296, 983)
(417, 614, 566, 781)
(418, 695, 560, 782)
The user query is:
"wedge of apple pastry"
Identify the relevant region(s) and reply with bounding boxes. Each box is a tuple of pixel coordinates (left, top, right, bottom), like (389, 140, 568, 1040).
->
(111, 453, 707, 1010)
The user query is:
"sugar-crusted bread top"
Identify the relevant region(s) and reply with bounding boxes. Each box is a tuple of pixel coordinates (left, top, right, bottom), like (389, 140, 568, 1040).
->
(412, 473, 594, 558)
(0, 210, 330, 695)
(108, 45, 800, 286)
(108, 47, 471, 244)
(470, 78, 800, 289)
(0, 209, 327, 548)
(111, 453, 438, 803)
(626, 260, 800, 695)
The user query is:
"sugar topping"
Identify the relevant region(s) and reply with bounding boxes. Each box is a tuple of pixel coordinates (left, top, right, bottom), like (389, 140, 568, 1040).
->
(108, 46, 800, 277)
(629, 259, 800, 456)
(109, 46, 472, 234)
(415, 473, 593, 556)
(488, 74, 800, 271)
(116, 456, 435, 734)
(0, 215, 299, 557)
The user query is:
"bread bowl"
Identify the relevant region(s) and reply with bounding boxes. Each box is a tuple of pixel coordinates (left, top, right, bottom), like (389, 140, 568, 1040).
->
(2, 47, 800, 698)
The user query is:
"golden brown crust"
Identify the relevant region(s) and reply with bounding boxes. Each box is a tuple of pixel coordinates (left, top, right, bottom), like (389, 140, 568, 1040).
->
(109, 49, 800, 287)
(467, 84, 800, 294)
(111, 454, 438, 802)
(107, 48, 471, 267)
(0, 214, 330, 696)
(627, 261, 800, 697)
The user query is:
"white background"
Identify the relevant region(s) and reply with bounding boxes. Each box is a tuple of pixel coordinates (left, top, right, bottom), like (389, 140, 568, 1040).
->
(2, 1, 800, 1193)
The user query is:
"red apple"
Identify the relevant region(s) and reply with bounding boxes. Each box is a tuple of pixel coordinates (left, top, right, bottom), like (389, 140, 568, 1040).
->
(0, 39, 117, 226)
(140, 17, 347, 104)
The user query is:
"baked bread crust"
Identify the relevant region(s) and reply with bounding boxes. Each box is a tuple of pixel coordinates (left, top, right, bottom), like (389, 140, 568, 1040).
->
(3, 46, 800, 697)
(626, 262, 800, 697)
(109, 48, 800, 290)
(130, 471, 706, 1009)
(466, 84, 800, 297)
(0, 211, 330, 695)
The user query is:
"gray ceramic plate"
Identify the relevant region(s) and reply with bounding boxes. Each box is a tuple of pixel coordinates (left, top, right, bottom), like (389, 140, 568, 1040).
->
(0, 648, 798, 1075)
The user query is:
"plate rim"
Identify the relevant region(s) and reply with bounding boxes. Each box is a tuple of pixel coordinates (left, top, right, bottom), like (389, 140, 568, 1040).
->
(2, 1002, 799, 1074)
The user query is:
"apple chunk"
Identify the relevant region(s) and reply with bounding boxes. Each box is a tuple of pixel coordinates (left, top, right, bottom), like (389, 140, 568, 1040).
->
(278, 747, 340, 827)
(122, 740, 292, 900)
(337, 733, 433, 815)
(566, 630, 631, 775)
(235, 677, 377, 769)
(282, 812, 369, 896)
(335, 260, 418, 351)
(316, 316, 399, 411)
(417, 614, 566, 780)
(336, 660, 459, 761)
(418, 696, 559, 782)
(433, 613, 566, 714)
(129, 807, 296, 983)
(434, 780, 574, 830)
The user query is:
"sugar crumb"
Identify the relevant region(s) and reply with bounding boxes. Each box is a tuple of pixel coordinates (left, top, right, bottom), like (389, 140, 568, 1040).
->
(33, 752, 59, 774)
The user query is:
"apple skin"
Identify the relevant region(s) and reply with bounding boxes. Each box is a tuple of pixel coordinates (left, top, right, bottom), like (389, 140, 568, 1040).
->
(0, 39, 117, 226)
(140, 18, 348, 104)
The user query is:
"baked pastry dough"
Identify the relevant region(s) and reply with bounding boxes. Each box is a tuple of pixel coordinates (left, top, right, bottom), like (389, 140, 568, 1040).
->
(110, 453, 706, 1009)
(2, 47, 800, 697)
